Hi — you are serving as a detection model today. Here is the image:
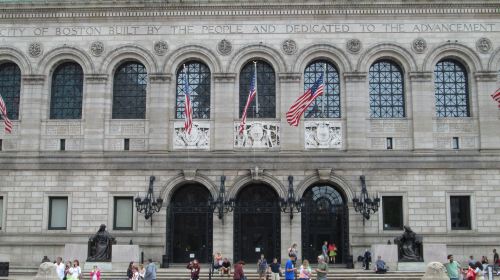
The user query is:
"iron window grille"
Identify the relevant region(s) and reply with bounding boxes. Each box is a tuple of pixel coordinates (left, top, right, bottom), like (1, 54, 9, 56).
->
(50, 62, 84, 119)
(0, 63, 21, 120)
(304, 60, 341, 118)
(434, 60, 469, 117)
(239, 60, 276, 119)
(175, 61, 211, 119)
(112, 61, 147, 119)
(369, 60, 405, 118)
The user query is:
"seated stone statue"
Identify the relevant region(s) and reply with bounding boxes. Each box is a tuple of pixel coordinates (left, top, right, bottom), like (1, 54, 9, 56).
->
(87, 224, 116, 262)
(394, 225, 423, 262)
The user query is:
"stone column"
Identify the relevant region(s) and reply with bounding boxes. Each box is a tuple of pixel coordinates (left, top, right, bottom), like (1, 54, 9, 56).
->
(148, 73, 171, 152)
(278, 73, 302, 151)
(474, 71, 499, 150)
(83, 74, 108, 152)
(19, 75, 45, 153)
(409, 72, 434, 151)
(213, 73, 236, 151)
(344, 72, 368, 150)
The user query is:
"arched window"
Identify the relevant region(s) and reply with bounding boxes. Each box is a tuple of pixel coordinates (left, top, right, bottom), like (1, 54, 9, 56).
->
(175, 61, 211, 119)
(112, 61, 147, 119)
(239, 60, 275, 119)
(304, 61, 341, 118)
(434, 59, 469, 117)
(0, 63, 21, 120)
(50, 62, 84, 119)
(369, 60, 405, 118)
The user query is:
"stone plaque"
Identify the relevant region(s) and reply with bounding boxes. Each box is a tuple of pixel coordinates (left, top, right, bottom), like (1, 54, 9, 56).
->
(476, 37, 492, 53)
(282, 39, 297, 55)
(412, 38, 427, 53)
(154, 40, 168, 56)
(346, 39, 362, 54)
(90, 41, 104, 56)
(217, 39, 232, 55)
(28, 42, 43, 57)
(304, 121, 342, 149)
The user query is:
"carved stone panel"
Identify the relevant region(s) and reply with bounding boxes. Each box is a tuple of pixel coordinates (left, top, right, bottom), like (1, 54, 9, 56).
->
(90, 41, 105, 56)
(281, 39, 297, 55)
(412, 38, 427, 53)
(217, 39, 232, 56)
(173, 121, 210, 150)
(234, 121, 280, 148)
(107, 120, 146, 136)
(346, 39, 362, 54)
(154, 40, 168, 56)
(476, 37, 492, 54)
(28, 42, 43, 57)
(304, 121, 342, 149)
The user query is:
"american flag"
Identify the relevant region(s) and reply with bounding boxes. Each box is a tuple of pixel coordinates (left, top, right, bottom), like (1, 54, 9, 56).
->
(492, 88, 500, 108)
(286, 73, 324, 126)
(182, 65, 193, 134)
(0, 94, 12, 133)
(239, 71, 257, 134)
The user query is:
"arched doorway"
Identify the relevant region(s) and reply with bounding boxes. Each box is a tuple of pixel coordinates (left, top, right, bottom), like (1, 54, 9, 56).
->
(234, 183, 281, 262)
(301, 184, 348, 264)
(167, 183, 213, 263)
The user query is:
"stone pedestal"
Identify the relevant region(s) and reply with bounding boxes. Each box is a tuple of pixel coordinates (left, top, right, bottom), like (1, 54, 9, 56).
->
(371, 244, 398, 271)
(422, 262, 448, 280)
(111, 245, 140, 270)
(423, 243, 447, 263)
(398, 262, 427, 271)
(83, 262, 112, 271)
(64, 244, 88, 264)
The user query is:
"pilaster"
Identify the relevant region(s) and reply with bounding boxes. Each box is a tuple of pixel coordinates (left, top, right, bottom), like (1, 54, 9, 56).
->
(149, 73, 172, 152)
(409, 71, 434, 151)
(278, 72, 302, 151)
(213, 73, 236, 151)
(19, 75, 45, 153)
(83, 74, 108, 152)
(344, 72, 368, 151)
(474, 71, 499, 150)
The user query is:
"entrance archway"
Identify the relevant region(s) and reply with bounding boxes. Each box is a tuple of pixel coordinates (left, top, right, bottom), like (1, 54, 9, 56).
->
(234, 183, 281, 262)
(167, 183, 213, 263)
(301, 184, 348, 264)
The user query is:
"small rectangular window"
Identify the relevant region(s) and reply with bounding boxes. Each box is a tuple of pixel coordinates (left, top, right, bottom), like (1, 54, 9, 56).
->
(114, 197, 133, 230)
(49, 197, 68, 230)
(450, 196, 471, 230)
(0, 196, 3, 230)
(452, 137, 459, 150)
(60, 139, 66, 151)
(382, 196, 403, 230)
(124, 139, 130, 151)
(0, 139, 3, 151)
(386, 138, 393, 150)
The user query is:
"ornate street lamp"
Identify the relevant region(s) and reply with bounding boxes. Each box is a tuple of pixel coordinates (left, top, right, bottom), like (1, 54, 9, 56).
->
(209, 175, 235, 222)
(135, 176, 164, 224)
(279, 176, 304, 221)
(352, 175, 380, 224)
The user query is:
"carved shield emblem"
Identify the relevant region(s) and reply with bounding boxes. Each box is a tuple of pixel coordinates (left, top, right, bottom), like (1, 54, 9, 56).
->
(316, 123, 331, 144)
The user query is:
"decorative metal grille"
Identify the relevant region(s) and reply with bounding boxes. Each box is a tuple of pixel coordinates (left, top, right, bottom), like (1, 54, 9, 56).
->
(434, 60, 469, 117)
(369, 60, 405, 118)
(239, 60, 276, 118)
(112, 62, 147, 119)
(50, 62, 84, 119)
(175, 61, 211, 119)
(304, 61, 341, 118)
(0, 63, 21, 120)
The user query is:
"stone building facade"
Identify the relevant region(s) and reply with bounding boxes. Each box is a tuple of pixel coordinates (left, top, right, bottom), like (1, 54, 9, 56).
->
(0, 0, 499, 267)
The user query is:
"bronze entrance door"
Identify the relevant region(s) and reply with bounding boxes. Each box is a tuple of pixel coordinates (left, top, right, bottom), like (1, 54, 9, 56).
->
(234, 184, 281, 263)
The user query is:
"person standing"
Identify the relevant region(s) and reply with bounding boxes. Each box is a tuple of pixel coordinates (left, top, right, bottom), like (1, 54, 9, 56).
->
(257, 254, 268, 280)
(90, 265, 101, 280)
(445, 254, 461, 280)
(288, 243, 298, 267)
(55, 257, 65, 280)
(363, 249, 371, 270)
(315, 255, 328, 280)
(493, 249, 499, 275)
(144, 259, 157, 280)
(68, 260, 81, 280)
(321, 241, 328, 261)
(299, 259, 312, 280)
(269, 258, 281, 280)
(187, 259, 200, 280)
(328, 243, 337, 264)
(285, 255, 297, 280)
(233, 261, 245, 280)
(127, 262, 134, 280)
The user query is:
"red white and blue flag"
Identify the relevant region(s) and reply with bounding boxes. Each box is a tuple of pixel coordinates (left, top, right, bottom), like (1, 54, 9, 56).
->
(239, 71, 257, 134)
(286, 73, 324, 126)
(182, 65, 193, 134)
(0, 94, 12, 133)
(491, 88, 500, 108)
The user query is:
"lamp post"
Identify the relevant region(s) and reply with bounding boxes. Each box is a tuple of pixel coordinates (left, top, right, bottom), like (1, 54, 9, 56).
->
(209, 175, 235, 223)
(352, 175, 380, 224)
(135, 176, 164, 225)
(279, 176, 304, 221)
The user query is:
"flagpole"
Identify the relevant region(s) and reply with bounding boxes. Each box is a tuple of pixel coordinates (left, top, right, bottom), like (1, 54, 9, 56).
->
(253, 61, 258, 118)
(321, 63, 327, 118)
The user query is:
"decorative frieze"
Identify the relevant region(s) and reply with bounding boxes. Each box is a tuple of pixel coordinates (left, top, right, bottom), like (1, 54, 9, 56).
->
(234, 121, 280, 149)
(304, 121, 342, 149)
(173, 121, 210, 150)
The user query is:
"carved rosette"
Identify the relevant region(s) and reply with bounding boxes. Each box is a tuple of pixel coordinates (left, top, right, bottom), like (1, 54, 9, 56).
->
(217, 39, 232, 56)
(154, 40, 168, 56)
(412, 38, 427, 53)
(346, 39, 362, 54)
(90, 41, 104, 57)
(304, 121, 342, 149)
(476, 37, 492, 54)
(28, 42, 43, 58)
(234, 121, 280, 148)
(281, 39, 297, 55)
(173, 121, 210, 150)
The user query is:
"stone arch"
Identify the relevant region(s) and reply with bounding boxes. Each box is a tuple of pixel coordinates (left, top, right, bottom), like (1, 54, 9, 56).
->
(163, 45, 222, 74)
(227, 173, 286, 200)
(487, 46, 500, 72)
(293, 44, 353, 73)
(357, 42, 418, 73)
(296, 173, 354, 203)
(100, 44, 158, 75)
(160, 172, 218, 204)
(0, 46, 32, 75)
(422, 42, 483, 73)
(36, 46, 95, 75)
(227, 44, 287, 73)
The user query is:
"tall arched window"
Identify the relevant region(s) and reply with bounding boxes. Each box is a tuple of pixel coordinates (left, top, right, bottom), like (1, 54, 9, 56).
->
(175, 61, 211, 119)
(369, 60, 405, 118)
(112, 61, 147, 119)
(50, 62, 84, 119)
(0, 63, 21, 120)
(434, 59, 469, 117)
(304, 60, 341, 118)
(239, 60, 275, 119)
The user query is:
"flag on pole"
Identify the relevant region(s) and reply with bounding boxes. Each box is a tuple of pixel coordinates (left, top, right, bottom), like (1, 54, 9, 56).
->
(182, 65, 193, 134)
(491, 88, 500, 108)
(0, 94, 12, 133)
(286, 73, 324, 126)
(239, 70, 257, 134)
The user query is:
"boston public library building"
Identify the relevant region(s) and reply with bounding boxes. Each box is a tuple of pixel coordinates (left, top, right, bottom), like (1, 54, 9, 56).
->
(0, 0, 499, 269)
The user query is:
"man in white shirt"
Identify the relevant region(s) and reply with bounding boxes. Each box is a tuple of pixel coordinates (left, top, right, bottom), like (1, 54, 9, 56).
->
(55, 257, 65, 280)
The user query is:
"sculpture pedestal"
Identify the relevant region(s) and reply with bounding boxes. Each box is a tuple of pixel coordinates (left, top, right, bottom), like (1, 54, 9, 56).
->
(423, 243, 447, 263)
(84, 262, 112, 271)
(111, 245, 140, 270)
(64, 244, 88, 264)
(398, 262, 426, 271)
